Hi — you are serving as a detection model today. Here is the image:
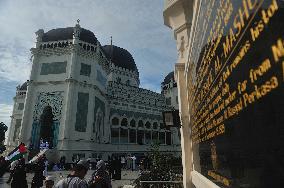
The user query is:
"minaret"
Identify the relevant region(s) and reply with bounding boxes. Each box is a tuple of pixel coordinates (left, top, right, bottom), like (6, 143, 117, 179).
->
(110, 36, 113, 63)
(35, 29, 44, 48)
(73, 19, 81, 45)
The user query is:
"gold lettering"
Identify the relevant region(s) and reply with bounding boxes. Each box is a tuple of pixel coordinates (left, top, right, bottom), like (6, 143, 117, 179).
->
(261, 0, 278, 24)
(271, 38, 284, 62)
(249, 59, 271, 83)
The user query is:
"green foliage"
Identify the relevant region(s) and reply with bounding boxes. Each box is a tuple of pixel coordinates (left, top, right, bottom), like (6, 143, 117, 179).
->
(134, 143, 182, 186)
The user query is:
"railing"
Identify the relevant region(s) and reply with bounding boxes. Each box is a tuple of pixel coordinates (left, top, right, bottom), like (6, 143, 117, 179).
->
(139, 181, 183, 188)
(16, 90, 26, 96)
(39, 39, 73, 49)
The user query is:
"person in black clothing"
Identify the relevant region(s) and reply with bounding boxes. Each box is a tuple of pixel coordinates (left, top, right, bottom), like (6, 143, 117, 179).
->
(10, 158, 28, 188)
(88, 160, 112, 188)
(109, 156, 115, 179)
(114, 157, 121, 180)
(59, 156, 66, 170)
(0, 156, 8, 177)
(31, 157, 45, 188)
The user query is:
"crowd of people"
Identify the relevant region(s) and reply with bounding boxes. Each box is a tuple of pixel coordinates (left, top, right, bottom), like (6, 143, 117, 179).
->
(0, 156, 112, 188)
(0, 150, 155, 188)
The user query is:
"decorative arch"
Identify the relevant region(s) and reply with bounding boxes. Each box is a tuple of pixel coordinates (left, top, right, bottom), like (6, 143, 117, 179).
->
(145, 121, 151, 129)
(121, 118, 128, 127)
(111, 117, 119, 126)
(130, 119, 136, 128)
(31, 91, 63, 149)
(153, 122, 158, 129)
(138, 120, 144, 128)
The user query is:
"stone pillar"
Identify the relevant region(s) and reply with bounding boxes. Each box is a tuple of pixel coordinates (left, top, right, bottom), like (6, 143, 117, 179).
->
(175, 63, 193, 188)
(60, 30, 80, 149)
(164, 0, 194, 187)
(19, 81, 35, 146)
(35, 29, 44, 48)
(19, 48, 41, 145)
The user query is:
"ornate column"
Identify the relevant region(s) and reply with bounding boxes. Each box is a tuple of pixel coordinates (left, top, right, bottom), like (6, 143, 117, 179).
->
(19, 29, 44, 145)
(164, 0, 194, 187)
(60, 20, 82, 149)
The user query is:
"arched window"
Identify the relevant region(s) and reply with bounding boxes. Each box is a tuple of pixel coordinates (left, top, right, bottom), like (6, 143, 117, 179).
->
(121, 118, 128, 127)
(138, 120, 144, 128)
(145, 130, 151, 145)
(145, 122, 151, 129)
(112, 117, 119, 126)
(111, 128, 119, 143)
(153, 122, 158, 129)
(130, 119, 136, 127)
(159, 132, 165, 144)
(152, 131, 159, 144)
(129, 129, 136, 143)
(137, 130, 144, 145)
(120, 128, 128, 143)
(166, 132, 172, 145)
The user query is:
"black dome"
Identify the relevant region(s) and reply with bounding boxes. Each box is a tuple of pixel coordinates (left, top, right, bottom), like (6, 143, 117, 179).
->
(19, 82, 28, 90)
(102, 45, 138, 71)
(42, 27, 97, 45)
(163, 71, 175, 85)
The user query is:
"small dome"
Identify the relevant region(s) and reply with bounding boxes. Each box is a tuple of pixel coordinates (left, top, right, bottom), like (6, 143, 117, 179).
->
(18, 82, 28, 90)
(102, 45, 138, 72)
(163, 71, 175, 85)
(42, 27, 97, 45)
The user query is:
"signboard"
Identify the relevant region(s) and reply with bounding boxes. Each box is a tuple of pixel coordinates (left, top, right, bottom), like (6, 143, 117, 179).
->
(189, 0, 284, 187)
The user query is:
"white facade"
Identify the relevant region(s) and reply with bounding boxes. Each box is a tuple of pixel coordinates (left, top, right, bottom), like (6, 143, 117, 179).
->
(7, 22, 181, 162)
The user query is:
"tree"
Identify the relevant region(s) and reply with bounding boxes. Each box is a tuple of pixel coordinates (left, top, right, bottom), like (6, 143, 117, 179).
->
(134, 143, 183, 187)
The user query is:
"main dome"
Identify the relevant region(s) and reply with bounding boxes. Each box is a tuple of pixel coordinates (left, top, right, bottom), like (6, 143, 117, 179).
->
(163, 71, 175, 85)
(102, 45, 138, 72)
(42, 27, 97, 45)
(18, 82, 27, 90)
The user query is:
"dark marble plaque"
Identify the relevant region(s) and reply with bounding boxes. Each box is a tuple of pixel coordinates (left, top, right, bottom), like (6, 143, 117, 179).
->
(190, 1, 284, 187)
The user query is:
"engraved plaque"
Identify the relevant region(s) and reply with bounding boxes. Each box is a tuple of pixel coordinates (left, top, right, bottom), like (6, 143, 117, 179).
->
(190, 1, 284, 187)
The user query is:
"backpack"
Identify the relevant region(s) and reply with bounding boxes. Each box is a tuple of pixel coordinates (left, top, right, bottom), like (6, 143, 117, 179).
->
(89, 175, 108, 188)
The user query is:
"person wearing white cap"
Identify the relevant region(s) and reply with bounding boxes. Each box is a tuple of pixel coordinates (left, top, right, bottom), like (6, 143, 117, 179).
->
(55, 160, 89, 188)
(45, 176, 55, 188)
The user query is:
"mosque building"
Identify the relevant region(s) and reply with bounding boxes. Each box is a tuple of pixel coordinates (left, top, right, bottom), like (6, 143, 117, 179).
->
(6, 21, 181, 161)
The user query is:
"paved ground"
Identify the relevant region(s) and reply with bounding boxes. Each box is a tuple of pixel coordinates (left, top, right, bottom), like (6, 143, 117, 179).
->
(0, 170, 139, 188)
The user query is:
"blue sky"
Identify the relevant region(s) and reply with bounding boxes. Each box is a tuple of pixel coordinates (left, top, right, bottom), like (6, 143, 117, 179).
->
(0, 0, 177, 129)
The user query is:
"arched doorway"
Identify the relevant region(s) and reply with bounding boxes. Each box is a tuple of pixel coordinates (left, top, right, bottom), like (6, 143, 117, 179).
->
(39, 106, 54, 147)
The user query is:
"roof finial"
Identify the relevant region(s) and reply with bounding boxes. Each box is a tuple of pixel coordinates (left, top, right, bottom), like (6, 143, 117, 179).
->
(77, 19, 80, 25)
(110, 36, 113, 63)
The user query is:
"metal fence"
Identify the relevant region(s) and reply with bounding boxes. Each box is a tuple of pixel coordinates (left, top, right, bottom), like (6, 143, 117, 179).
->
(139, 181, 183, 188)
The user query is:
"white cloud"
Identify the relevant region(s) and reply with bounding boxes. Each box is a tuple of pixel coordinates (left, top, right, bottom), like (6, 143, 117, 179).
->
(0, 103, 13, 128)
(0, 45, 31, 83)
(0, 0, 177, 95)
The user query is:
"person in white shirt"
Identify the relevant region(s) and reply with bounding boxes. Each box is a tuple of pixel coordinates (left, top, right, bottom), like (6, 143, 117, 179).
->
(131, 156, 136, 171)
(55, 160, 88, 188)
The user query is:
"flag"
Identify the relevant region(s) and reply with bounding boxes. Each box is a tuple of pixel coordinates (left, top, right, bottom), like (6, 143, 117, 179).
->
(6, 143, 27, 161)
